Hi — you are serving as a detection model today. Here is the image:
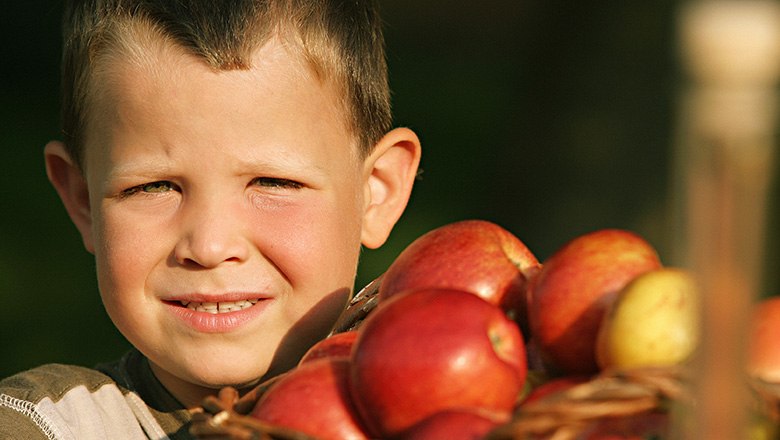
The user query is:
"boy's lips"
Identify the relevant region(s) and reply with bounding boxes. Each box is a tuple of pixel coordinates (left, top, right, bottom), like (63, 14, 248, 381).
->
(164, 291, 271, 304)
(162, 293, 274, 332)
(178, 298, 259, 314)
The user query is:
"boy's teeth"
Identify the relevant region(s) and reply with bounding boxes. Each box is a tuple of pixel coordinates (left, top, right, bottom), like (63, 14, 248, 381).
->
(181, 299, 257, 314)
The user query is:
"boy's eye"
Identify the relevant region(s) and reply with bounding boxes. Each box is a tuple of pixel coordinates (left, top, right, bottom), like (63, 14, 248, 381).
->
(250, 177, 303, 189)
(121, 181, 177, 197)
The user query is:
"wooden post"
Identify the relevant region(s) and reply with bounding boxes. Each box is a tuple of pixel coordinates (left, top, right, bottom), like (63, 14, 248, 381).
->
(675, 1, 780, 438)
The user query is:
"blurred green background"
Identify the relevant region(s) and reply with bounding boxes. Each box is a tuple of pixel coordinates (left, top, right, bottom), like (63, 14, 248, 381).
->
(2, 1, 777, 378)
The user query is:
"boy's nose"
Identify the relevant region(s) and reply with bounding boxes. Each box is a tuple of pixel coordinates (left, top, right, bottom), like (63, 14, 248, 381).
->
(173, 197, 250, 268)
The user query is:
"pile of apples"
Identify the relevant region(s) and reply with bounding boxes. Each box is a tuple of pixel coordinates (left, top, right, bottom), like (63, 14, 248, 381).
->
(244, 219, 777, 439)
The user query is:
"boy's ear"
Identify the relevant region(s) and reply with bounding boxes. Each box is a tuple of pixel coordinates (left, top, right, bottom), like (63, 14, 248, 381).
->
(361, 127, 422, 249)
(44, 141, 95, 253)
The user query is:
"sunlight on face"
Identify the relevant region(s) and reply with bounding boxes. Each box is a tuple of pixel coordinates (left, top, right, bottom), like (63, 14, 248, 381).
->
(82, 36, 368, 407)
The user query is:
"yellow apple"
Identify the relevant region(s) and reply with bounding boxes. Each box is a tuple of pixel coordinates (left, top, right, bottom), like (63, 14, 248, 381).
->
(596, 268, 700, 370)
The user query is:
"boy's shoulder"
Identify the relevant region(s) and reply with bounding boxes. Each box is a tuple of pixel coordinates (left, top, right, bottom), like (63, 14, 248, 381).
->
(0, 362, 116, 403)
(0, 352, 190, 439)
(0, 362, 147, 440)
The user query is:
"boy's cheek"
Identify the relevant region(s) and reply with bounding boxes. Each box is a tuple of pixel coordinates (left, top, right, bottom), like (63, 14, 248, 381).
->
(90, 210, 169, 295)
(253, 197, 364, 272)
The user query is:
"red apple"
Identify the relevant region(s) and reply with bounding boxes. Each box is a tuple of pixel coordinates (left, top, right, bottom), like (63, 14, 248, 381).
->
(398, 408, 509, 440)
(349, 288, 527, 438)
(250, 358, 369, 440)
(528, 229, 661, 375)
(298, 330, 358, 365)
(747, 297, 780, 382)
(377, 220, 541, 330)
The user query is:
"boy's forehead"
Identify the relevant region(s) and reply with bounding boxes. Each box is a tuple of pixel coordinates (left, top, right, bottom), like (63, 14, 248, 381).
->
(82, 28, 358, 170)
(84, 24, 351, 143)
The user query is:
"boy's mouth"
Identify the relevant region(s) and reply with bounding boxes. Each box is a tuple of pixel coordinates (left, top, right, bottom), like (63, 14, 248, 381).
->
(178, 299, 259, 314)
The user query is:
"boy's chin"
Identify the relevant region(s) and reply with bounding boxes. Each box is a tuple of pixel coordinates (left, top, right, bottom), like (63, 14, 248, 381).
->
(190, 361, 277, 390)
(150, 356, 278, 406)
(210, 374, 267, 394)
(203, 349, 304, 384)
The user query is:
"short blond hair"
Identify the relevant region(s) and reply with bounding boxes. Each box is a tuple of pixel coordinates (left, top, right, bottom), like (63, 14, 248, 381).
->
(60, 0, 392, 169)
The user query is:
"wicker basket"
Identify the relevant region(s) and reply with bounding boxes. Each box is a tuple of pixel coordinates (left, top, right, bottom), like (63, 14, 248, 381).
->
(488, 367, 689, 440)
(189, 368, 688, 440)
(189, 279, 780, 439)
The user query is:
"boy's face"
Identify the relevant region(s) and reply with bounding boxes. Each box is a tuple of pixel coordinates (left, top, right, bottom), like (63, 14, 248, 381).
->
(76, 37, 373, 404)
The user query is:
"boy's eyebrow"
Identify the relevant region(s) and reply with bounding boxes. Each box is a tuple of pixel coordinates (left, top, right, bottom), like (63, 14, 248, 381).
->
(236, 153, 325, 174)
(103, 151, 328, 179)
(103, 161, 173, 180)
(230, 155, 329, 181)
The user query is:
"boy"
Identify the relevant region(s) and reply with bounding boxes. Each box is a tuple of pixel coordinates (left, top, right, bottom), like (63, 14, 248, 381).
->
(0, 0, 421, 438)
